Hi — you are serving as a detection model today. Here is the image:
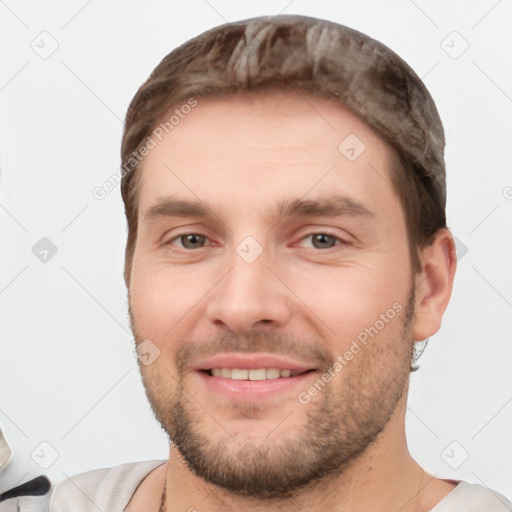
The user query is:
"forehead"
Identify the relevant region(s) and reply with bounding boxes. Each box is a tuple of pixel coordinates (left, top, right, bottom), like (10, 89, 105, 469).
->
(136, 91, 400, 222)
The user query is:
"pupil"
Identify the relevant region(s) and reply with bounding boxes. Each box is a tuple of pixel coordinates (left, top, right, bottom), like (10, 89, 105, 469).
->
(183, 234, 204, 248)
(313, 234, 334, 248)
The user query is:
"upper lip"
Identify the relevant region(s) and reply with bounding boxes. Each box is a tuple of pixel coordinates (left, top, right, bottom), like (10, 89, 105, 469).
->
(193, 353, 316, 373)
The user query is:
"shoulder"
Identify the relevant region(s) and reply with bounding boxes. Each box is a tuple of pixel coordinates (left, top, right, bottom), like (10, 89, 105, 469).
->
(434, 481, 512, 511)
(48, 460, 166, 512)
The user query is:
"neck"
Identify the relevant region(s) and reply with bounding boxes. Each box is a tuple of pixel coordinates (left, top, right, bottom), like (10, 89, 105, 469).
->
(160, 397, 453, 512)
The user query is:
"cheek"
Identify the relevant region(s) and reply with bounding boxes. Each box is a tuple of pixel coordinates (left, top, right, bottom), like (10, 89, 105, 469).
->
(281, 260, 408, 343)
(129, 250, 162, 332)
(130, 260, 211, 339)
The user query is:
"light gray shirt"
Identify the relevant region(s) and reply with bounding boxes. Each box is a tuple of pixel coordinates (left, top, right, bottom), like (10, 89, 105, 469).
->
(47, 460, 512, 512)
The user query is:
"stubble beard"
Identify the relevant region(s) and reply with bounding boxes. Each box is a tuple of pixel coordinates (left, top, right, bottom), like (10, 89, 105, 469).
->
(132, 288, 416, 500)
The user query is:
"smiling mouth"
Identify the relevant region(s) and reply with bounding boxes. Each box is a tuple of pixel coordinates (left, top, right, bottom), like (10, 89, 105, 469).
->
(201, 368, 314, 380)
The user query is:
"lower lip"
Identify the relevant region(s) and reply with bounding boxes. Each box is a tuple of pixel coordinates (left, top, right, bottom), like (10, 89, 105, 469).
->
(195, 370, 315, 401)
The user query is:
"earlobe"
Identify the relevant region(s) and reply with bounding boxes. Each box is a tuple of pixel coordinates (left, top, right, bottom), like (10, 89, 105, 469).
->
(412, 229, 457, 342)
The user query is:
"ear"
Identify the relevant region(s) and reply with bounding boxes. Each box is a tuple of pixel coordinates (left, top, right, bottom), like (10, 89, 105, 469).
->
(412, 228, 457, 341)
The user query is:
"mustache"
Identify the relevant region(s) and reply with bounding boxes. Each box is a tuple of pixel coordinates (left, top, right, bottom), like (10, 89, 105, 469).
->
(174, 330, 333, 374)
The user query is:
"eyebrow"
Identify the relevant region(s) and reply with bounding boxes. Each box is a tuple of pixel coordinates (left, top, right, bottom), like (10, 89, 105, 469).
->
(276, 195, 375, 220)
(143, 194, 376, 224)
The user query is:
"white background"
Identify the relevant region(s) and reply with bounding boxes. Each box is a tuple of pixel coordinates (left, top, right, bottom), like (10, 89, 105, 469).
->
(0, 0, 511, 502)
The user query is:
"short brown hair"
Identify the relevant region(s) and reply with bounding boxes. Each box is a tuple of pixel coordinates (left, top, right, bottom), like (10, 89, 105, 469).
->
(120, 14, 447, 285)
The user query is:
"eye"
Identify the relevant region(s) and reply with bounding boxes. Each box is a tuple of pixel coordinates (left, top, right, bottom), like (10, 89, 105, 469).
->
(168, 233, 208, 249)
(301, 233, 345, 249)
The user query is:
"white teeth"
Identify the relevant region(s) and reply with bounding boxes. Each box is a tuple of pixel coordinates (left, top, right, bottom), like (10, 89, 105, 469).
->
(231, 369, 249, 380)
(209, 368, 296, 380)
(248, 369, 266, 381)
(266, 368, 281, 380)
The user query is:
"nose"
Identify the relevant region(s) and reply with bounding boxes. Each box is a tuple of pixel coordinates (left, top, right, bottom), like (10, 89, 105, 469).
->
(206, 244, 293, 333)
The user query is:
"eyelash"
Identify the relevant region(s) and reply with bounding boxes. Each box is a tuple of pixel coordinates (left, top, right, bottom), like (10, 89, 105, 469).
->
(165, 232, 348, 251)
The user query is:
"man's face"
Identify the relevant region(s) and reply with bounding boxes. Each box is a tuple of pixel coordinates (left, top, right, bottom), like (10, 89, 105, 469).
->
(129, 91, 417, 498)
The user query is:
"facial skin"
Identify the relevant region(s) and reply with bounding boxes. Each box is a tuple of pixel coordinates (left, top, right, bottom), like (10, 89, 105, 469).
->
(127, 90, 457, 511)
